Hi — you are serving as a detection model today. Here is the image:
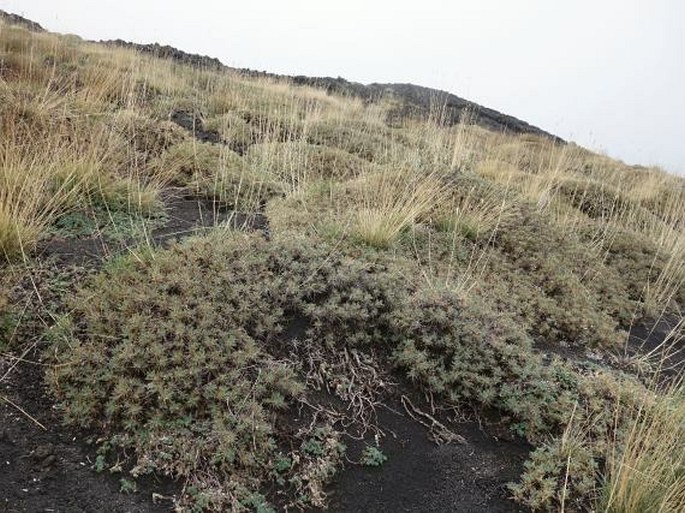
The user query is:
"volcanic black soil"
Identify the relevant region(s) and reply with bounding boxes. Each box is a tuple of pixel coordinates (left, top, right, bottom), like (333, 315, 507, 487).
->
(326, 403, 530, 513)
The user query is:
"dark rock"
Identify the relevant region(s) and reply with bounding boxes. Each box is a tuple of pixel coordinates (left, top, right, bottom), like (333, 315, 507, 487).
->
(0, 428, 12, 444)
(0, 10, 46, 32)
(97, 43, 559, 141)
(32, 443, 54, 462)
(291, 77, 564, 141)
(169, 110, 222, 143)
(100, 39, 225, 70)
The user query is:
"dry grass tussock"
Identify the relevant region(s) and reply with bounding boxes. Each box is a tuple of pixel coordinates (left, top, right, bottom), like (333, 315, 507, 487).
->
(600, 376, 685, 513)
(351, 166, 450, 248)
(0, 25, 169, 259)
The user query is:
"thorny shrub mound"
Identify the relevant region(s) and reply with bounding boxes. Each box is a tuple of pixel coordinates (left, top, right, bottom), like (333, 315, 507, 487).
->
(46, 231, 405, 511)
(488, 207, 630, 347)
(392, 290, 579, 436)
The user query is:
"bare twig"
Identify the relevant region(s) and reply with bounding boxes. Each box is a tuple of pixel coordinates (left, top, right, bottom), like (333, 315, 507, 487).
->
(0, 393, 47, 431)
(0, 341, 37, 384)
(401, 394, 466, 444)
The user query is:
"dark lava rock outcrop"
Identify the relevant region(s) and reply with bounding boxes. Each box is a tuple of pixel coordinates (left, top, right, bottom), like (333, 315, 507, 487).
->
(292, 77, 563, 140)
(0, 9, 46, 32)
(101, 39, 225, 70)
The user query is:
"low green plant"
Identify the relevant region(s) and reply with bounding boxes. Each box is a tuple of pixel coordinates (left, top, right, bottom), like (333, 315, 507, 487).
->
(360, 446, 388, 467)
(119, 477, 137, 494)
(240, 494, 275, 513)
(49, 205, 167, 243)
(94, 454, 107, 473)
(289, 424, 347, 507)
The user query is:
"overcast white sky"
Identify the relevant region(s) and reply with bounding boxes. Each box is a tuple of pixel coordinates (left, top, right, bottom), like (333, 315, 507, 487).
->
(3, 1, 684, 173)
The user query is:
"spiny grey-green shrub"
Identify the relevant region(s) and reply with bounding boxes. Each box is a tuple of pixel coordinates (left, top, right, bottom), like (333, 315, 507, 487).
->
(510, 370, 651, 512)
(47, 235, 303, 509)
(46, 231, 402, 510)
(489, 207, 628, 346)
(46, 229, 602, 509)
(391, 289, 579, 436)
(510, 437, 598, 511)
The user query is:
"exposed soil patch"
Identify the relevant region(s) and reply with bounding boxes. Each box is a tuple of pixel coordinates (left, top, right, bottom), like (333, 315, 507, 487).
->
(169, 111, 222, 144)
(626, 316, 684, 375)
(273, 316, 530, 511)
(150, 192, 267, 246)
(325, 399, 530, 513)
(532, 315, 685, 378)
(37, 191, 266, 267)
(1, 351, 179, 513)
(37, 236, 112, 268)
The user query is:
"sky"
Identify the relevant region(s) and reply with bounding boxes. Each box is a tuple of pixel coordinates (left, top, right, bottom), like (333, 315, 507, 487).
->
(2, 0, 684, 174)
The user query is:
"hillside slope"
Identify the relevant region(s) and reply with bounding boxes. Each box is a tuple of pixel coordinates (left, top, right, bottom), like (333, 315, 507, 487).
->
(1, 10, 684, 513)
(104, 38, 563, 140)
(0, 9, 560, 139)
